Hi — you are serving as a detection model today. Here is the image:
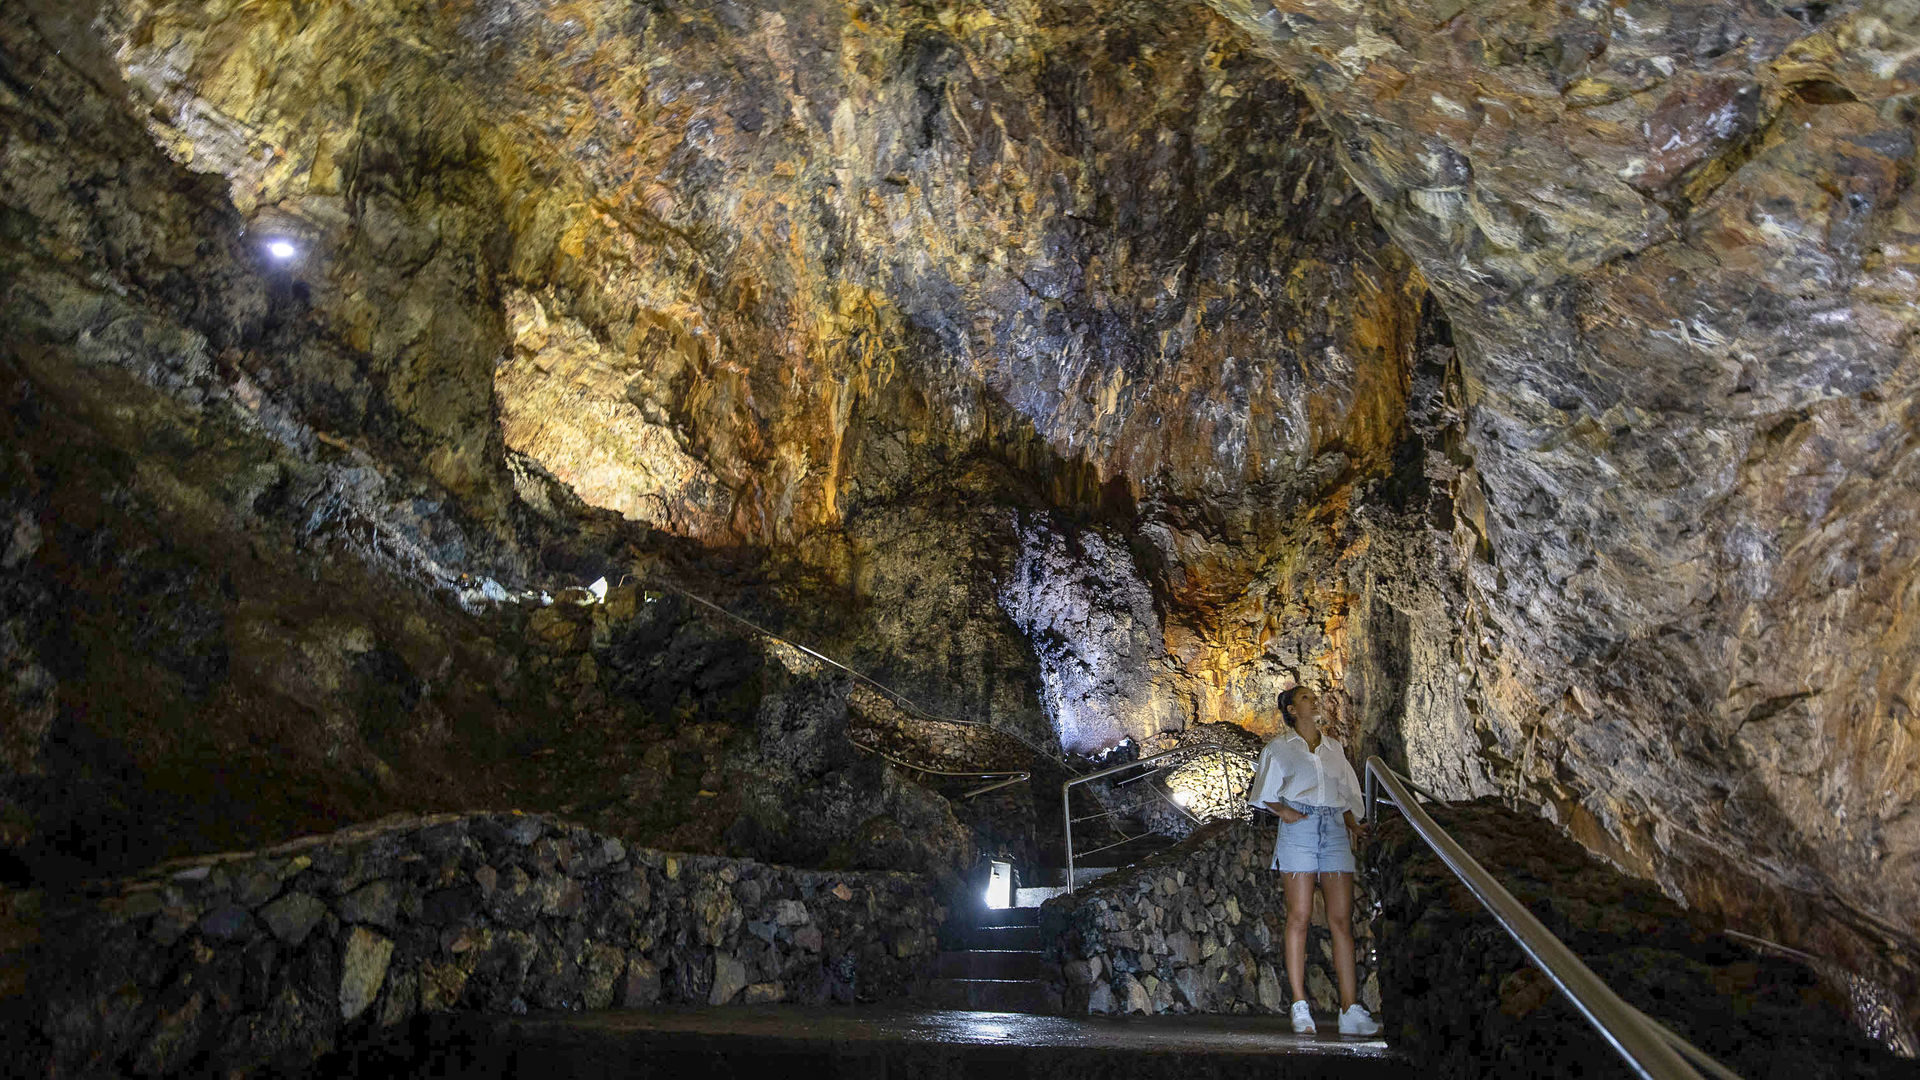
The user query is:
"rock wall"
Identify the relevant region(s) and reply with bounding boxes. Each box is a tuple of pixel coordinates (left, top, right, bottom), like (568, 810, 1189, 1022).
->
(999, 516, 1182, 752)
(13, 812, 943, 1077)
(2, 0, 1439, 899)
(1203, 0, 1920, 1010)
(1039, 819, 1379, 1017)
(1367, 800, 1913, 1075)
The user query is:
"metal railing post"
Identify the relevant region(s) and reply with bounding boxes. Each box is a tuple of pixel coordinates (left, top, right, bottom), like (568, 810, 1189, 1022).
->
(1061, 780, 1075, 892)
(1060, 747, 1206, 893)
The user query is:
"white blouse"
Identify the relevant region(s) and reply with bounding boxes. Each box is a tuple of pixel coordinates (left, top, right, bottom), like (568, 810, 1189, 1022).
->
(1245, 732, 1366, 820)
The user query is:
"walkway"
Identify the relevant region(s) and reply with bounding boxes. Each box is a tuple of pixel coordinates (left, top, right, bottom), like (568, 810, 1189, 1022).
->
(334, 1004, 1409, 1079)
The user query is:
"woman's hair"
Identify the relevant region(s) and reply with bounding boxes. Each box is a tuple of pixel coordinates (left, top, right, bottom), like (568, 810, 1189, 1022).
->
(1277, 686, 1305, 729)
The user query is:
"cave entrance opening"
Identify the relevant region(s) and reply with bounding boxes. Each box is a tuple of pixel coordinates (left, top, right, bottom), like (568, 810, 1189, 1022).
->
(985, 859, 1013, 909)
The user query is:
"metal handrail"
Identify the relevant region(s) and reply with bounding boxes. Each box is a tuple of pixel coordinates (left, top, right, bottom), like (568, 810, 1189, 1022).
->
(641, 576, 1076, 776)
(1364, 756, 1742, 1080)
(849, 742, 1031, 801)
(1061, 744, 1262, 892)
(1061, 748, 1203, 891)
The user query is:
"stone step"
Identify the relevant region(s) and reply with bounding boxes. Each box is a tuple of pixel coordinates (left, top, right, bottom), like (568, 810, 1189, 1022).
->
(1014, 885, 1068, 907)
(922, 977, 1063, 1014)
(1024, 866, 1119, 887)
(949, 924, 1042, 950)
(978, 905, 1042, 928)
(330, 1005, 1414, 1079)
(932, 949, 1051, 981)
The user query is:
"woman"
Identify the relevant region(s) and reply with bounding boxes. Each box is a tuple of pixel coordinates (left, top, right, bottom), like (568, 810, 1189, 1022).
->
(1246, 686, 1381, 1036)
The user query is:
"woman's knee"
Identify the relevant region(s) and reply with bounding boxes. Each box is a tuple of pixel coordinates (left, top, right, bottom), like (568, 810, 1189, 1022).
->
(1285, 904, 1312, 933)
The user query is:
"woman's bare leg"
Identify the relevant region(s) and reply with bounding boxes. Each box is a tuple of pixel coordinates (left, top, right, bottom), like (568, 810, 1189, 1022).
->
(1283, 870, 1317, 1003)
(1321, 870, 1358, 1009)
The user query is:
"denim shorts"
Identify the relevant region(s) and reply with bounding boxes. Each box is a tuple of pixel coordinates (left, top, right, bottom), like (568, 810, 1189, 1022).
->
(1270, 802, 1355, 873)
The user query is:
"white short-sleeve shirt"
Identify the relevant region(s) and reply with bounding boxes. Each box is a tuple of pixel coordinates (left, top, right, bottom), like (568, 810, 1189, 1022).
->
(1245, 732, 1365, 820)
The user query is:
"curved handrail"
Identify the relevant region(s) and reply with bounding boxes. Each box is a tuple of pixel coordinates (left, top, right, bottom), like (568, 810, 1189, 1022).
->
(1061, 745, 1258, 891)
(1063, 748, 1192, 891)
(641, 576, 1076, 775)
(1364, 757, 1742, 1080)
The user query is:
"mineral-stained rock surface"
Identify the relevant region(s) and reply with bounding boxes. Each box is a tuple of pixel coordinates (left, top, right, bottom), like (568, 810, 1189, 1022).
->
(2, 0, 1425, 873)
(1204, 0, 1920, 1013)
(83, 0, 1429, 743)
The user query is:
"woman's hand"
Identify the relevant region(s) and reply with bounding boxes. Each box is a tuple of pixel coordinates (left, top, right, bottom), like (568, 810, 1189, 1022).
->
(1274, 805, 1308, 824)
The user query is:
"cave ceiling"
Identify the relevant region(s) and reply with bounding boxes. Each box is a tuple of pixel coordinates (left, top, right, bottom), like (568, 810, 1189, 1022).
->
(87, 0, 1432, 753)
(4, 0, 1919, 1025)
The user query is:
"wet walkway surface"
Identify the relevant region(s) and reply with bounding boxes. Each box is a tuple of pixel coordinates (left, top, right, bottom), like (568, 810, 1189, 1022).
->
(333, 1005, 1411, 1079)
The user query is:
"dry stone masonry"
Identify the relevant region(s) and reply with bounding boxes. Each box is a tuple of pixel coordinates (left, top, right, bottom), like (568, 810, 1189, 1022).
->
(20, 813, 942, 1076)
(1367, 801, 1912, 1077)
(1040, 819, 1379, 1018)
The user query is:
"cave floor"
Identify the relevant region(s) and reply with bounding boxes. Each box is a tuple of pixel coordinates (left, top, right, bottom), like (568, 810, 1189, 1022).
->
(339, 1005, 1409, 1079)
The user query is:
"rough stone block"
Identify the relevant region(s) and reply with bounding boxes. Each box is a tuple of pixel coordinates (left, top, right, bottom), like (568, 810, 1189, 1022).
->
(504, 815, 544, 846)
(337, 881, 398, 928)
(1174, 967, 1209, 1009)
(260, 893, 326, 947)
(582, 944, 625, 1010)
(488, 867, 540, 926)
(743, 981, 784, 1004)
(537, 875, 583, 918)
(1065, 956, 1102, 987)
(339, 927, 394, 1021)
(379, 967, 417, 1028)
(1256, 962, 1283, 1013)
(1307, 965, 1336, 1013)
(710, 954, 748, 1005)
(199, 904, 256, 941)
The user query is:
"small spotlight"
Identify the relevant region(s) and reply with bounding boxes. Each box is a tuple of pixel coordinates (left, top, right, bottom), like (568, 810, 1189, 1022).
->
(1172, 790, 1194, 807)
(265, 239, 298, 261)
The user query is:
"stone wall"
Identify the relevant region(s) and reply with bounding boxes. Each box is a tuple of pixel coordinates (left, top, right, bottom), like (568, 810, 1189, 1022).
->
(1039, 819, 1378, 1017)
(1368, 800, 1912, 1078)
(12, 812, 943, 1077)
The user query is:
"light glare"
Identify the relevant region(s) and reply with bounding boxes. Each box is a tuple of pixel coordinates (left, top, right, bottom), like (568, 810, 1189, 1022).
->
(266, 239, 297, 260)
(984, 859, 1011, 909)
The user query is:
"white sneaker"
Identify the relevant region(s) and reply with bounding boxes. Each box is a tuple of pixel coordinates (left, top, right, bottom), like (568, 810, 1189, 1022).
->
(1338, 1003, 1381, 1035)
(1290, 999, 1316, 1034)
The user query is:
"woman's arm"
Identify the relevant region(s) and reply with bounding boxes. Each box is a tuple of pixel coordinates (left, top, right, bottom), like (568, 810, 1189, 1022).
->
(1266, 800, 1308, 823)
(1331, 741, 1367, 821)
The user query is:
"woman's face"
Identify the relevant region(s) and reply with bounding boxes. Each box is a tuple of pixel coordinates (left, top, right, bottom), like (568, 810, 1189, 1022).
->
(1291, 690, 1322, 736)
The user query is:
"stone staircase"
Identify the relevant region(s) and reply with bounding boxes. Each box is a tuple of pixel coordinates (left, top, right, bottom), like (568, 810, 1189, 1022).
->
(924, 836, 1179, 1015)
(924, 903, 1059, 1012)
